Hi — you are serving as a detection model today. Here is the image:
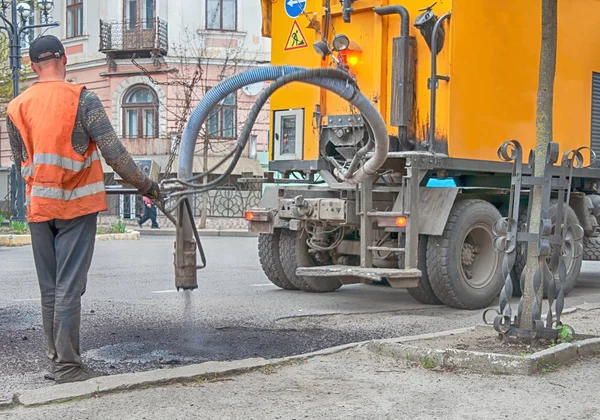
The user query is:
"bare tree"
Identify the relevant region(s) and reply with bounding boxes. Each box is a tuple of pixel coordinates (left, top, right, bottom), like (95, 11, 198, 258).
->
(520, 0, 558, 330)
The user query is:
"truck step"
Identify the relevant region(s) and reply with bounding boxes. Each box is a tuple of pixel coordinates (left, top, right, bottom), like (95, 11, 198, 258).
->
(366, 211, 405, 217)
(295, 265, 421, 288)
(372, 187, 403, 193)
(368, 246, 405, 253)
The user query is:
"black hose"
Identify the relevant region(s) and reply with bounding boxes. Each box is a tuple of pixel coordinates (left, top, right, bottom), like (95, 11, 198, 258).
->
(172, 69, 361, 194)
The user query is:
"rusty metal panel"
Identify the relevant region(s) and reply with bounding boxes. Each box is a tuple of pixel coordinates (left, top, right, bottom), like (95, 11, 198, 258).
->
(390, 36, 417, 128)
(416, 187, 459, 236)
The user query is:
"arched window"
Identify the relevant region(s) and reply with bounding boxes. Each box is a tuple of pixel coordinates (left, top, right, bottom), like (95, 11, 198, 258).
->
(122, 85, 158, 138)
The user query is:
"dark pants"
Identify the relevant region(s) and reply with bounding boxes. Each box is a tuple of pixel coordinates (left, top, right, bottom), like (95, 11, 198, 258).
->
(139, 205, 158, 228)
(28, 213, 97, 380)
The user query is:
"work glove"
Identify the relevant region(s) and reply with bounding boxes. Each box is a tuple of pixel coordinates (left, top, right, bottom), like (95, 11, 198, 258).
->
(143, 181, 163, 203)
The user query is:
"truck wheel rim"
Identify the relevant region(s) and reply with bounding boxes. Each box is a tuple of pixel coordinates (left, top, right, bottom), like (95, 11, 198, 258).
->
(460, 223, 498, 289)
(547, 239, 575, 277)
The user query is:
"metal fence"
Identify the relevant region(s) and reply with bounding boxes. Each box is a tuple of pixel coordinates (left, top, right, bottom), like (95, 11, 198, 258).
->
(99, 18, 168, 54)
(0, 172, 263, 220)
(102, 175, 263, 219)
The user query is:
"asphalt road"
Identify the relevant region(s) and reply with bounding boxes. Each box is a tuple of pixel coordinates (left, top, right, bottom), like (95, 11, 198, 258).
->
(2, 236, 600, 401)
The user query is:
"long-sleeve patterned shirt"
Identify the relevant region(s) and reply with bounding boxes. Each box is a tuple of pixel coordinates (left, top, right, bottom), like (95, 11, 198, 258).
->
(7, 88, 152, 193)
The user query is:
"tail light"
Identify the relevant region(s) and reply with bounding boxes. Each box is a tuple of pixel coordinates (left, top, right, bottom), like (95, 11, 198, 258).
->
(376, 216, 407, 228)
(340, 49, 361, 72)
(245, 210, 271, 222)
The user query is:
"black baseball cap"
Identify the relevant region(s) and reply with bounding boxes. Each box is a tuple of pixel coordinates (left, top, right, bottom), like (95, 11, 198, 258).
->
(29, 35, 65, 63)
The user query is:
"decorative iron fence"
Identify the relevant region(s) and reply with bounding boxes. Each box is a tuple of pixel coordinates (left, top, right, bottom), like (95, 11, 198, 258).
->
(99, 18, 168, 54)
(102, 175, 262, 219)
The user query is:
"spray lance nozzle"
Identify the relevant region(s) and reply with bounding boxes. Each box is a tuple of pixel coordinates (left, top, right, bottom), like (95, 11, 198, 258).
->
(170, 196, 206, 291)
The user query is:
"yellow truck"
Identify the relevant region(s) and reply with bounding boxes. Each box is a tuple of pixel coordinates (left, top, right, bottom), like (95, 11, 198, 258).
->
(243, 0, 600, 309)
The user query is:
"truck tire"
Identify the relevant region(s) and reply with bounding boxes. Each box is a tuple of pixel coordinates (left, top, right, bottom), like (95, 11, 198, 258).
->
(258, 230, 297, 290)
(427, 199, 504, 310)
(512, 203, 583, 297)
(279, 228, 343, 293)
(583, 236, 600, 260)
(406, 235, 442, 305)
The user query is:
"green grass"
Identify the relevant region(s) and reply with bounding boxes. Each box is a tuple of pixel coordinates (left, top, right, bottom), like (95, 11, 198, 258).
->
(111, 219, 127, 234)
(9, 221, 28, 234)
(537, 358, 562, 373)
(557, 325, 574, 344)
(421, 357, 435, 369)
(97, 220, 129, 235)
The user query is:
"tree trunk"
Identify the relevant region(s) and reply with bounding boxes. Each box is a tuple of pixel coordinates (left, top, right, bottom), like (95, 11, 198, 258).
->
(199, 139, 210, 229)
(521, 0, 558, 330)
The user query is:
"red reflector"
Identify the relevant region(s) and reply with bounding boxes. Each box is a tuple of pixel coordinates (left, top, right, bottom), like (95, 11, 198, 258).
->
(376, 216, 407, 228)
(245, 211, 270, 222)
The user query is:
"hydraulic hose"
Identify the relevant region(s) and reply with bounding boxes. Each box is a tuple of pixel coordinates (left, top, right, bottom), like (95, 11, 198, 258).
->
(170, 68, 357, 193)
(178, 66, 309, 181)
(200, 69, 362, 192)
(177, 66, 390, 192)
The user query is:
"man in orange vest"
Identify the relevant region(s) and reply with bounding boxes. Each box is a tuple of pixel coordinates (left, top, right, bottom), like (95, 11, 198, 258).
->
(7, 35, 162, 384)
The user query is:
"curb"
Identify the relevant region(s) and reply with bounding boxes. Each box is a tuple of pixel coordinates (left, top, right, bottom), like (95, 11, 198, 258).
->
(137, 228, 257, 238)
(0, 235, 31, 247)
(0, 231, 140, 247)
(10, 342, 359, 408)
(364, 307, 600, 376)
(366, 332, 600, 376)
(95, 230, 140, 242)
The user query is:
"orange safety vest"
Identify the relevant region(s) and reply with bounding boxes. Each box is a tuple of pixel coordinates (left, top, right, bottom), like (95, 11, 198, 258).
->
(7, 81, 108, 223)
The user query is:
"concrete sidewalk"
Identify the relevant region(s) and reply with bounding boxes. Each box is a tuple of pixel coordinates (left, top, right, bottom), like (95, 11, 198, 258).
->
(2, 344, 599, 419)
(136, 228, 257, 237)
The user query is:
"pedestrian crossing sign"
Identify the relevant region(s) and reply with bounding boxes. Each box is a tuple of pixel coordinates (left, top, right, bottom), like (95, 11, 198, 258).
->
(284, 21, 308, 51)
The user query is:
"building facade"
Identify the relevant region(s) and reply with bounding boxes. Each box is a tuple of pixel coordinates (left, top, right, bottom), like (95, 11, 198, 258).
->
(0, 0, 271, 222)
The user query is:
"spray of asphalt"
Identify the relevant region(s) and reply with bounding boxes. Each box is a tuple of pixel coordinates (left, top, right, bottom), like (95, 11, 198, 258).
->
(182, 289, 195, 322)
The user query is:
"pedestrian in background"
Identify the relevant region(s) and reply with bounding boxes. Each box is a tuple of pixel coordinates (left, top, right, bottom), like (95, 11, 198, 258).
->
(138, 196, 159, 229)
(7, 35, 162, 384)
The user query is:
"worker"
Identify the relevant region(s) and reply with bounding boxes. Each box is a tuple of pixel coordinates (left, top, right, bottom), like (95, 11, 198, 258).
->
(6, 35, 162, 384)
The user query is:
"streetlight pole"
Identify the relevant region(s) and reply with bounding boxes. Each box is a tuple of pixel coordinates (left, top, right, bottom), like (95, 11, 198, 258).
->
(0, 0, 59, 222)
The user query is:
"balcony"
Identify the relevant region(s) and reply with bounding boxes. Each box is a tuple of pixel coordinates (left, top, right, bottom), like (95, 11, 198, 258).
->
(99, 18, 168, 59)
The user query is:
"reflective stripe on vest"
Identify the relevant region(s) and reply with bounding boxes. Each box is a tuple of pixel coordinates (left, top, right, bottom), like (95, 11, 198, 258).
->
(30, 181, 105, 201)
(21, 150, 100, 178)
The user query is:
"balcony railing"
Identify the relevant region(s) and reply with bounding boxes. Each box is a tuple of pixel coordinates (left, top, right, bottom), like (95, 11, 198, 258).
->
(99, 18, 168, 56)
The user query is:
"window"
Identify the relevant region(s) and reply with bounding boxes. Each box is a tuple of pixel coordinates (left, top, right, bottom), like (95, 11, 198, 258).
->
(125, 0, 155, 30)
(66, 0, 84, 38)
(206, 0, 236, 31)
(122, 85, 158, 138)
(248, 134, 257, 159)
(20, 14, 35, 48)
(207, 92, 237, 139)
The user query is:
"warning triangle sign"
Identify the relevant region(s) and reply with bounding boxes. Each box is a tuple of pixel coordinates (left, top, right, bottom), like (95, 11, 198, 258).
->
(284, 20, 308, 51)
